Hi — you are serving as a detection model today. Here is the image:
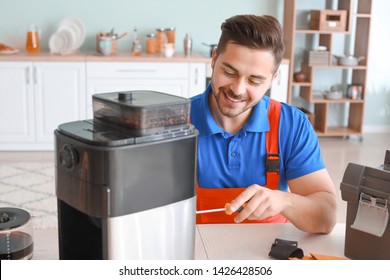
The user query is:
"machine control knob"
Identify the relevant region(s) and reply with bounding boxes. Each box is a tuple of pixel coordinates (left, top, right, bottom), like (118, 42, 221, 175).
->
(59, 144, 79, 170)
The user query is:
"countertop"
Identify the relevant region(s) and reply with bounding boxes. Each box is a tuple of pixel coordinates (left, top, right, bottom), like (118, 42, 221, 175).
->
(32, 223, 346, 260)
(0, 50, 211, 62)
(0, 50, 289, 64)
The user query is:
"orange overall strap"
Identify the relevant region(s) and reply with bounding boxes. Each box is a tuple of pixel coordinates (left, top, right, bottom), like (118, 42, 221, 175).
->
(265, 99, 281, 190)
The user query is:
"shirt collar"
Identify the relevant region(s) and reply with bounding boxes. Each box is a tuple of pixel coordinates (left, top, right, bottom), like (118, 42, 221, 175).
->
(201, 84, 270, 136)
(246, 97, 270, 133)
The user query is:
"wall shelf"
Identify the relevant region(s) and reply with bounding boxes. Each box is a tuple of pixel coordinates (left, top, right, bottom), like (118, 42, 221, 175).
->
(283, 0, 372, 137)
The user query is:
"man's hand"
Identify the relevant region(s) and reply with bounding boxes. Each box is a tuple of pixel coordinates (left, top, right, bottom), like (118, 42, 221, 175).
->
(229, 185, 287, 223)
(228, 169, 337, 234)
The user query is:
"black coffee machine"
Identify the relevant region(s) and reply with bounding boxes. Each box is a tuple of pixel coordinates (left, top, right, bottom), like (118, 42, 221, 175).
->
(55, 91, 198, 259)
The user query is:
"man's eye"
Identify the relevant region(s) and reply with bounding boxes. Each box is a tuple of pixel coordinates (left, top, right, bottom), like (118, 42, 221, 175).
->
(249, 79, 262, 86)
(224, 71, 235, 77)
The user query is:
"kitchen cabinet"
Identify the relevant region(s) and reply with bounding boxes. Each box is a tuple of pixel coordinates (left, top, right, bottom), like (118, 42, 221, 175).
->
(0, 52, 209, 151)
(86, 62, 206, 118)
(189, 63, 207, 96)
(283, 0, 371, 137)
(0, 61, 86, 150)
(0, 62, 34, 144)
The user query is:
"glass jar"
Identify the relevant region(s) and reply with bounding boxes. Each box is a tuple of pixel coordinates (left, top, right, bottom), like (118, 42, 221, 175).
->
(146, 33, 157, 54)
(165, 27, 176, 46)
(26, 24, 40, 54)
(156, 28, 166, 54)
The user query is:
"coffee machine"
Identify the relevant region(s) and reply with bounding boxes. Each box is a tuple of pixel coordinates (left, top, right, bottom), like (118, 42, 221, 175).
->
(55, 90, 198, 260)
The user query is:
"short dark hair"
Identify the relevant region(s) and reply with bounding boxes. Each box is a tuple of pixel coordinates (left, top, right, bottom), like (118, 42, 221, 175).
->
(216, 14, 285, 73)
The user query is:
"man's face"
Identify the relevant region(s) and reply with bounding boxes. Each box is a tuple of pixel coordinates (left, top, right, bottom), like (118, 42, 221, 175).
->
(210, 42, 277, 119)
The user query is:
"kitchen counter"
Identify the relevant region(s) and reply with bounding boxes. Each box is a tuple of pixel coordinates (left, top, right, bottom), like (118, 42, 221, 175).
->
(0, 50, 211, 62)
(32, 223, 346, 260)
(85, 51, 211, 62)
(0, 50, 289, 64)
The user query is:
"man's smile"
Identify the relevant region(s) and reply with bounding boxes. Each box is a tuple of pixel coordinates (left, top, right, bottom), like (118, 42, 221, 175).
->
(223, 90, 246, 104)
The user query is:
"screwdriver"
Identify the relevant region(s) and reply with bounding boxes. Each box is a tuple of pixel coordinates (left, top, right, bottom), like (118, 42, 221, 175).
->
(196, 203, 247, 215)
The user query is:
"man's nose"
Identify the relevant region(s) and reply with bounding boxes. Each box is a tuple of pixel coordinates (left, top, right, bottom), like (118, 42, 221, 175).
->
(230, 77, 246, 95)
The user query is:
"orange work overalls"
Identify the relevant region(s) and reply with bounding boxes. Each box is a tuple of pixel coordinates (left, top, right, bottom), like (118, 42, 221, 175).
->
(196, 99, 289, 224)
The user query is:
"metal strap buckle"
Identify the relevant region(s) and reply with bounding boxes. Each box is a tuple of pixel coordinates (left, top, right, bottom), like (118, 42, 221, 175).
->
(266, 154, 280, 173)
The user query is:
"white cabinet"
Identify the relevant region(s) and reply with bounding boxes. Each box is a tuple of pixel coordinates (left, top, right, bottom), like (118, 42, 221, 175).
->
(0, 62, 35, 143)
(269, 63, 289, 103)
(0, 58, 207, 151)
(86, 62, 206, 117)
(0, 62, 86, 150)
(188, 63, 207, 97)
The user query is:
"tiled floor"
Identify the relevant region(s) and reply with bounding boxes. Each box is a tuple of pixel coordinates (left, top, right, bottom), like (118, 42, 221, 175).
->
(0, 161, 57, 228)
(318, 133, 390, 223)
(0, 132, 389, 225)
(0, 151, 54, 163)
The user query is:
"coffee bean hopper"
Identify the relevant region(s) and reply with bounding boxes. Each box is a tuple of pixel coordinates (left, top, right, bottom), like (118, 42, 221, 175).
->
(0, 208, 34, 260)
(55, 90, 198, 260)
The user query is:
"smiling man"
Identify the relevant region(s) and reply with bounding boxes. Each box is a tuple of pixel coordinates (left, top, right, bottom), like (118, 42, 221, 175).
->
(190, 15, 337, 234)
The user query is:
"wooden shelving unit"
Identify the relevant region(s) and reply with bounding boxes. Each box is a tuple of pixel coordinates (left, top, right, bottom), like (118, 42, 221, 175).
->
(283, 0, 372, 137)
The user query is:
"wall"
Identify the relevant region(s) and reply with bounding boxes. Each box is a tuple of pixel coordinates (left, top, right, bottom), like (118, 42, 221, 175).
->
(364, 0, 390, 132)
(0, 0, 277, 56)
(0, 0, 389, 131)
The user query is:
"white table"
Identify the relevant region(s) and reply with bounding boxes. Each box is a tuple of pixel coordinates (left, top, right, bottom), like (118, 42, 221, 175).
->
(196, 223, 346, 259)
(32, 223, 346, 260)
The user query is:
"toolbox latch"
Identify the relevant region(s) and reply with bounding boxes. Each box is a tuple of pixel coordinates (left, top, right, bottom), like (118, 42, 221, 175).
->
(351, 193, 389, 237)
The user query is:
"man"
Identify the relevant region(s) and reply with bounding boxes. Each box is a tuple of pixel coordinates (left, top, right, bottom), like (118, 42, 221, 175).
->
(190, 15, 337, 234)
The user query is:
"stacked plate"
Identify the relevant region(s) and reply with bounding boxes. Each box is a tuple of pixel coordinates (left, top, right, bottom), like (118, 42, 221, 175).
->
(49, 17, 86, 54)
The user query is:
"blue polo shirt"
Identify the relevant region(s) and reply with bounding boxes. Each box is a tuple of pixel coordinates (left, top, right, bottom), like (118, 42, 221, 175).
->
(190, 84, 325, 192)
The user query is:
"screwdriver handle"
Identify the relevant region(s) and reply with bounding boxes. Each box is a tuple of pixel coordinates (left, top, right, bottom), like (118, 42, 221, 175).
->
(224, 203, 247, 215)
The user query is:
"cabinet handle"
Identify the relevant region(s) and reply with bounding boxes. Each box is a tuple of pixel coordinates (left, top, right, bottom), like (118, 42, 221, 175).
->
(116, 69, 157, 73)
(33, 66, 38, 84)
(26, 67, 30, 84)
(194, 68, 199, 85)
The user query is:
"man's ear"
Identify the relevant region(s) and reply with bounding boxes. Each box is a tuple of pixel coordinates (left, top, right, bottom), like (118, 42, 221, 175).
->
(265, 71, 279, 92)
(272, 69, 279, 81)
(272, 70, 279, 84)
(211, 47, 218, 69)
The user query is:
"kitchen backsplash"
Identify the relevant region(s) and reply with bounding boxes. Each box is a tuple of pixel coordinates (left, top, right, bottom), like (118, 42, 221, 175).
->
(0, 0, 281, 55)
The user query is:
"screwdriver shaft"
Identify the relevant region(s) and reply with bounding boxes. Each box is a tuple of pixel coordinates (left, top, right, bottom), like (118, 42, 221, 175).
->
(196, 208, 226, 214)
(196, 202, 247, 215)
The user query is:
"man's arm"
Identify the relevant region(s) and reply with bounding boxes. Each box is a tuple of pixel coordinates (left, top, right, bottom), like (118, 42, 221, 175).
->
(230, 169, 337, 234)
(281, 169, 337, 233)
